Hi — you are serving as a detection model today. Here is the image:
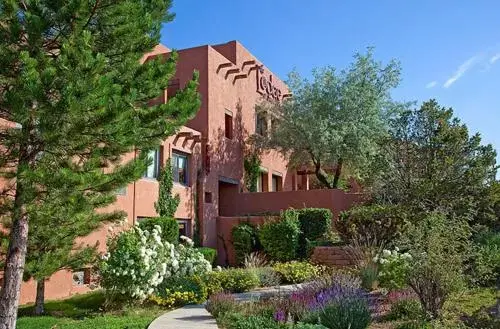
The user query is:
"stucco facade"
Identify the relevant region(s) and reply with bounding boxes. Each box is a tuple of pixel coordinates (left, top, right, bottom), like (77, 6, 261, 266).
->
(169, 40, 298, 247)
(2, 41, 360, 304)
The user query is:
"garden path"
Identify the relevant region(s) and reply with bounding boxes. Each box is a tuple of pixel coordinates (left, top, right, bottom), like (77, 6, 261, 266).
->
(148, 304, 218, 329)
(232, 284, 303, 301)
(148, 284, 303, 328)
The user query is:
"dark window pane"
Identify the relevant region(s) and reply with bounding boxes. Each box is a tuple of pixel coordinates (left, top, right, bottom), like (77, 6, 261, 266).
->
(172, 152, 188, 185)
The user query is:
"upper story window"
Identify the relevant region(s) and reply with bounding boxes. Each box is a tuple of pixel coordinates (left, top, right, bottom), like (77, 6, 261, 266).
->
(256, 112, 268, 136)
(172, 152, 188, 185)
(144, 148, 160, 179)
(167, 79, 180, 99)
(225, 111, 233, 139)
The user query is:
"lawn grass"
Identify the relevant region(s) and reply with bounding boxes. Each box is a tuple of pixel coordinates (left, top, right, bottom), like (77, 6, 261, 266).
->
(17, 291, 166, 329)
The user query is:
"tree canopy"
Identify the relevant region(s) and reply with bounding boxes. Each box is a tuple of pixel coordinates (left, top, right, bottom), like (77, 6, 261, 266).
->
(258, 49, 401, 188)
(375, 99, 498, 224)
(0, 1, 200, 327)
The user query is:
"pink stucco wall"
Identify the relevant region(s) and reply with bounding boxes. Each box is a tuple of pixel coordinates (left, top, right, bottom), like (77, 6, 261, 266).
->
(219, 189, 364, 220)
(216, 216, 269, 266)
(171, 41, 297, 248)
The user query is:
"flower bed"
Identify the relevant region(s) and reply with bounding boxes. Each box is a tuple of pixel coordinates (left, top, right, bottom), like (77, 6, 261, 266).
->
(206, 273, 373, 329)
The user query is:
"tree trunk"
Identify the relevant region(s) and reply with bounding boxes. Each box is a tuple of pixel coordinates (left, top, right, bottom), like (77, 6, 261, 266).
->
(34, 279, 45, 315)
(314, 160, 333, 189)
(0, 130, 32, 329)
(0, 190, 29, 329)
(332, 158, 343, 188)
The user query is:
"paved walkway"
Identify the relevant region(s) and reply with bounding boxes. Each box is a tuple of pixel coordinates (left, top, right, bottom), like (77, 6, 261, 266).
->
(148, 284, 302, 328)
(148, 304, 218, 329)
(232, 283, 302, 301)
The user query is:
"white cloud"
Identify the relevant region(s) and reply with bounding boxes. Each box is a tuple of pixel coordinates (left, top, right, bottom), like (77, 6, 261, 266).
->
(443, 55, 481, 88)
(425, 81, 437, 89)
(490, 53, 500, 64)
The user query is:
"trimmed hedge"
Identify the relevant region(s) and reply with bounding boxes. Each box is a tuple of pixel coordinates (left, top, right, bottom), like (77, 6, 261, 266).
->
(259, 210, 301, 261)
(197, 247, 217, 265)
(138, 216, 179, 243)
(336, 204, 407, 247)
(232, 223, 259, 265)
(297, 208, 332, 258)
(273, 261, 319, 284)
(212, 268, 260, 293)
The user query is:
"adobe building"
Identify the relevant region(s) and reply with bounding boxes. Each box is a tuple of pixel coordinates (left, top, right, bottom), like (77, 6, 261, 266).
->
(1, 41, 361, 304)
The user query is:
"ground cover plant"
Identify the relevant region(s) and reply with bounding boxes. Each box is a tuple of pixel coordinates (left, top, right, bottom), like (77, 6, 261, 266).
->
(16, 291, 165, 329)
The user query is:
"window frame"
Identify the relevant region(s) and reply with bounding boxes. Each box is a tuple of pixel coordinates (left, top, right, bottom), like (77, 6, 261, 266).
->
(143, 148, 160, 179)
(224, 111, 233, 139)
(172, 151, 189, 186)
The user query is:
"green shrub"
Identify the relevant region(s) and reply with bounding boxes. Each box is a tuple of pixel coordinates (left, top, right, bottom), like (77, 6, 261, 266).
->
(138, 216, 179, 244)
(213, 268, 259, 293)
(463, 307, 500, 329)
(470, 231, 500, 286)
(394, 320, 432, 329)
(402, 212, 469, 320)
(375, 248, 412, 290)
(297, 208, 332, 258)
(200, 271, 223, 296)
(318, 298, 371, 329)
(232, 223, 259, 265)
(336, 204, 406, 248)
(205, 292, 237, 318)
(294, 324, 328, 329)
(273, 261, 319, 284)
(218, 312, 286, 329)
(197, 247, 217, 265)
(151, 275, 207, 307)
(259, 210, 301, 261)
(253, 267, 281, 287)
(359, 264, 379, 291)
(387, 299, 423, 321)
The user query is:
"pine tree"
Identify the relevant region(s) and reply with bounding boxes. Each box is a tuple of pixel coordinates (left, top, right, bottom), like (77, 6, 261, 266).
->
(155, 159, 180, 217)
(0, 1, 200, 327)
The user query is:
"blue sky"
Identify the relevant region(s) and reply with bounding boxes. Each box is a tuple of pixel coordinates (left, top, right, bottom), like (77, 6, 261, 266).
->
(161, 1, 500, 163)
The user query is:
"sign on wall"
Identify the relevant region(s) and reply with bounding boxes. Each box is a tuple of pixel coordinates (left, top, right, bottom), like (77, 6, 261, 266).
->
(256, 66, 283, 101)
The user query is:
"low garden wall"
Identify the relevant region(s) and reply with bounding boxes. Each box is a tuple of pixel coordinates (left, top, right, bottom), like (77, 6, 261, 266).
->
(216, 216, 270, 266)
(219, 188, 364, 219)
(310, 246, 354, 267)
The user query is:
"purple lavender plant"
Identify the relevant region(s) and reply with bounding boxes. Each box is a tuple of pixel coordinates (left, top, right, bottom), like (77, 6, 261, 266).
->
(273, 309, 287, 323)
(283, 272, 372, 325)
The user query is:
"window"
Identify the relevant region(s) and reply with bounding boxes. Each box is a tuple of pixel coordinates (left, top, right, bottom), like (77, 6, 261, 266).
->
(272, 174, 282, 192)
(172, 152, 188, 185)
(256, 112, 268, 136)
(177, 219, 190, 238)
(257, 171, 269, 192)
(225, 112, 233, 139)
(167, 79, 180, 99)
(144, 148, 160, 179)
(72, 269, 91, 286)
(205, 191, 213, 203)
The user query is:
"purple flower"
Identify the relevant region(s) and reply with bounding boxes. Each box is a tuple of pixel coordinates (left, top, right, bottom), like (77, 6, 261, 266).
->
(273, 310, 286, 323)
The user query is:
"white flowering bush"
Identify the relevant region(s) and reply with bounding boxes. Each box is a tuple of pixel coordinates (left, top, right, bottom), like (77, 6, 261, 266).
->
(374, 247, 412, 290)
(100, 225, 211, 301)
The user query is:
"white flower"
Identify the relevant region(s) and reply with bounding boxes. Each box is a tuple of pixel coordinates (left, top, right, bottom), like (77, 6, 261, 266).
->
(382, 249, 391, 257)
(394, 246, 400, 252)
